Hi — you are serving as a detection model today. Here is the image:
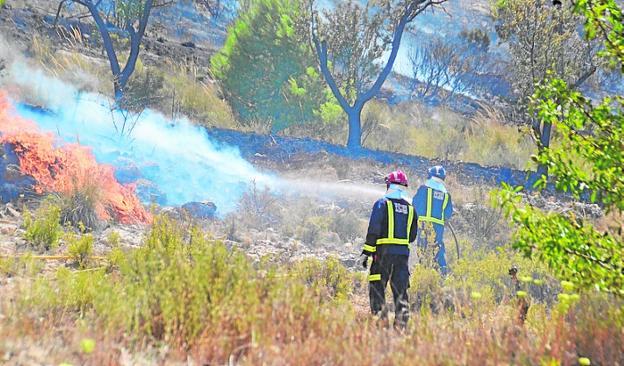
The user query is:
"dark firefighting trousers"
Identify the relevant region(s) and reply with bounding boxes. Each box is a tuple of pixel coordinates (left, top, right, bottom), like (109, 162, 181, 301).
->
(369, 253, 410, 327)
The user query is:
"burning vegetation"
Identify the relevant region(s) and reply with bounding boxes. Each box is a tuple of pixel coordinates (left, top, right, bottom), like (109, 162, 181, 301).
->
(0, 92, 150, 224)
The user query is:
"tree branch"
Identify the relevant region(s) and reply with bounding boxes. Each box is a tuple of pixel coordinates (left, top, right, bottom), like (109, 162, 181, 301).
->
(571, 65, 597, 89)
(119, 0, 154, 89)
(82, 0, 121, 78)
(359, 0, 446, 104)
(312, 35, 351, 111)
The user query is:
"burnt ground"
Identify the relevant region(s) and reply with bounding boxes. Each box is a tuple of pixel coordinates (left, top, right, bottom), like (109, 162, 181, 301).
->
(0, 1, 539, 193)
(0, 1, 219, 72)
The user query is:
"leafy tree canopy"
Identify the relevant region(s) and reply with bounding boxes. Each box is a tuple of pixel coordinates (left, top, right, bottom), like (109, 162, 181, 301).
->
(211, 0, 333, 132)
(497, 0, 624, 296)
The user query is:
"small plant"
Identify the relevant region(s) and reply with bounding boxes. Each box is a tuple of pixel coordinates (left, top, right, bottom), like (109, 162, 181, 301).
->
(79, 338, 96, 354)
(66, 232, 95, 269)
(329, 210, 364, 243)
(290, 257, 352, 300)
(23, 200, 63, 251)
(106, 231, 121, 248)
(299, 216, 331, 245)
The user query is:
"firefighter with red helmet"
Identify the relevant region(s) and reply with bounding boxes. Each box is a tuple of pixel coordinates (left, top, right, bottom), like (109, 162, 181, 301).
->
(360, 170, 418, 328)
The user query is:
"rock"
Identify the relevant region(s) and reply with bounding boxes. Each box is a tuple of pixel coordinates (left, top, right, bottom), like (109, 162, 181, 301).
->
(181, 201, 217, 219)
(181, 41, 196, 48)
(4, 203, 20, 218)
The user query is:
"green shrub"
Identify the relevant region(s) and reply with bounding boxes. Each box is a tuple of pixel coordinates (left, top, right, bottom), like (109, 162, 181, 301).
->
(298, 216, 331, 245)
(66, 232, 95, 269)
(445, 248, 554, 304)
(106, 231, 121, 248)
(409, 265, 444, 312)
(28, 216, 253, 342)
(24, 215, 354, 349)
(290, 257, 352, 301)
(0, 254, 44, 277)
(329, 210, 365, 243)
(23, 200, 63, 251)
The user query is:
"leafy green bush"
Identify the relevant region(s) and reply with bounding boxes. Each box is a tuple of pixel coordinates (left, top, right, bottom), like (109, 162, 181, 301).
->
(106, 230, 121, 248)
(290, 257, 352, 301)
(446, 249, 552, 304)
(409, 265, 444, 312)
(329, 210, 365, 243)
(66, 232, 95, 269)
(298, 216, 331, 245)
(23, 200, 63, 251)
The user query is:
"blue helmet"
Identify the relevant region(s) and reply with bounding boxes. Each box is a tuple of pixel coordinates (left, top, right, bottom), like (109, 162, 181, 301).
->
(428, 165, 447, 180)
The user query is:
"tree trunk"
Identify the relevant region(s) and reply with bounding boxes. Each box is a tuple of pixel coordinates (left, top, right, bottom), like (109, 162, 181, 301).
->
(536, 121, 553, 178)
(113, 78, 124, 106)
(346, 107, 362, 149)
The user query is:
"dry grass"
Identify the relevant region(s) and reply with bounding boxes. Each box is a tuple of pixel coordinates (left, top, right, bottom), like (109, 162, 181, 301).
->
(159, 62, 238, 129)
(1, 214, 622, 365)
(29, 35, 108, 93)
(361, 101, 536, 170)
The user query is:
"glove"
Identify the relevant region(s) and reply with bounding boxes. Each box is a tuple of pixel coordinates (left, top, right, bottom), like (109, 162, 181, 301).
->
(359, 253, 369, 269)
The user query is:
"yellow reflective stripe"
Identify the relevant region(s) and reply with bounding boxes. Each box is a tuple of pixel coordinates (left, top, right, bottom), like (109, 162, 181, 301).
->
(425, 188, 446, 225)
(386, 200, 395, 240)
(376, 200, 414, 246)
(376, 238, 410, 245)
(369, 274, 381, 282)
(426, 188, 433, 219)
(407, 205, 414, 240)
(363, 244, 376, 253)
(442, 193, 449, 221)
(419, 216, 444, 225)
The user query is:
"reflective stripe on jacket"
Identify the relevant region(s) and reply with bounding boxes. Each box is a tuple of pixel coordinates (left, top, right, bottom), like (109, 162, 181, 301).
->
(412, 185, 453, 243)
(363, 198, 418, 256)
(420, 187, 450, 225)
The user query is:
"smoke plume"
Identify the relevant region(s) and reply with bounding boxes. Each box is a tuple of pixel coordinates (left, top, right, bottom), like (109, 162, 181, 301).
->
(5, 61, 273, 215)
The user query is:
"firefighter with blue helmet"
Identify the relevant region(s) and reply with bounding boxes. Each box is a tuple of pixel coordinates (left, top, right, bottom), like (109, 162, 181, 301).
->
(412, 165, 453, 275)
(360, 170, 418, 328)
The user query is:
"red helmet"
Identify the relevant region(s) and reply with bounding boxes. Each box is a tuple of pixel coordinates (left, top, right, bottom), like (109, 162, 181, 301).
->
(385, 170, 409, 187)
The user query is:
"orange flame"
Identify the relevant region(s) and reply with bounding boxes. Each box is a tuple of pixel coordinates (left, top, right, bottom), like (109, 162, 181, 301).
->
(0, 92, 151, 224)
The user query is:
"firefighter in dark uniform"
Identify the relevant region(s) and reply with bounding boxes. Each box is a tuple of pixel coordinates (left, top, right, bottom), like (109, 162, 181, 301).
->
(360, 170, 418, 328)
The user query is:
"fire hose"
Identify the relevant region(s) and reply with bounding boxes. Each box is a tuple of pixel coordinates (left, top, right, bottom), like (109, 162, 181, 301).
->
(447, 222, 461, 261)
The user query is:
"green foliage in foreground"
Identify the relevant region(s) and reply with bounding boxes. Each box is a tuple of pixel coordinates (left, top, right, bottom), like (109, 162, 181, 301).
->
(6, 212, 623, 364)
(28, 215, 354, 346)
(497, 0, 624, 296)
(23, 200, 63, 251)
(574, 0, 623, 71)
(66, 231, 94, 269)
(211, 0, 334, 132)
